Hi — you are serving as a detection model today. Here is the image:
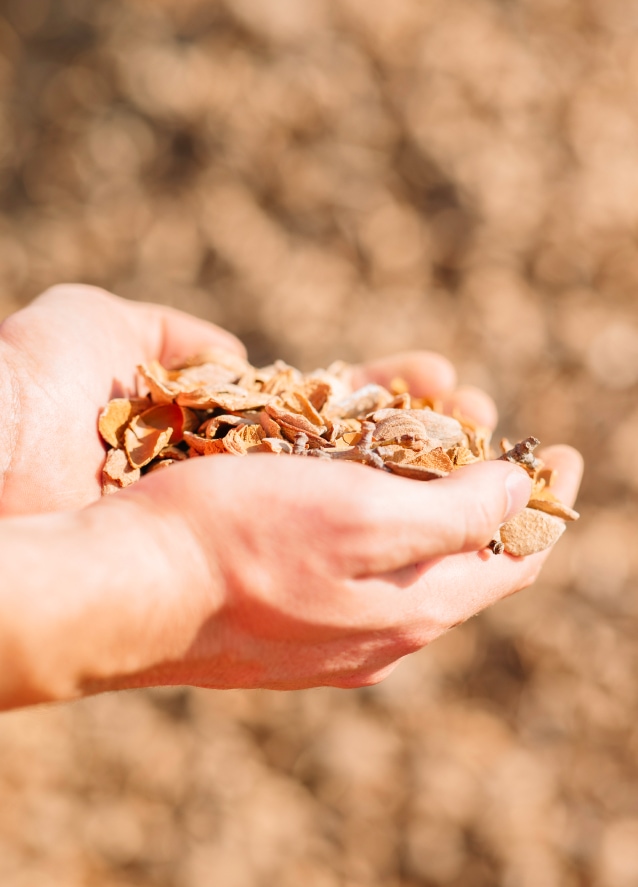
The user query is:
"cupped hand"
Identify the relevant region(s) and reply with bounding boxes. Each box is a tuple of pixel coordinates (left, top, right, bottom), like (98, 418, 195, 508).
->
(81, 443, 582, 694)
(0, 285, 496, 516)
(0, 285, 245, 515)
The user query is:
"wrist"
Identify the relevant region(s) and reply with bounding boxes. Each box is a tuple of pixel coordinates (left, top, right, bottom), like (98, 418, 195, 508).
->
(0, 490, 216, 709)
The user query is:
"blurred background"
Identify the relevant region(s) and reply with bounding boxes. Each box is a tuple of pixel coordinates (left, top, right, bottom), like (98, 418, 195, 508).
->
(1, 0, 638, 885)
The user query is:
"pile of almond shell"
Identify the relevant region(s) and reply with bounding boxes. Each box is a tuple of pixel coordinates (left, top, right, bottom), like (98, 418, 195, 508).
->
(99, 350, 579, 557)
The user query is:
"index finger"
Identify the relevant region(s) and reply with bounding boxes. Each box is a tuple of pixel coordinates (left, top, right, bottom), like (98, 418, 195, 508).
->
(344, 444, 584, 638)
(350, 352, 498, 430)
(350, 351, 457, 398)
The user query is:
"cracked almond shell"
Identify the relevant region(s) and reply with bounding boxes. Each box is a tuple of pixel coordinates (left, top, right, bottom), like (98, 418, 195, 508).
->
(500, 507, 566, 557)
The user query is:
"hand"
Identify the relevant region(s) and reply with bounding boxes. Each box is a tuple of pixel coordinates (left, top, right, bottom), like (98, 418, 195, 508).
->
(0, 284, 583, 704)
(70, 441, 581, 695)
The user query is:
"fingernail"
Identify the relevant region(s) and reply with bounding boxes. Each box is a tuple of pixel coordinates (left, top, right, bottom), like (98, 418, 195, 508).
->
(504, 468, 532, 521)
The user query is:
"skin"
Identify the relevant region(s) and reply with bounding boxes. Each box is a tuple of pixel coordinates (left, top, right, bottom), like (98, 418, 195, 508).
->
(0, 286, 583, 711)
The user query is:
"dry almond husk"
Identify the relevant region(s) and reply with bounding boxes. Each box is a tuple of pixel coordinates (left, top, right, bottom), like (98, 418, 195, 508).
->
(500, 508, 567, 557)
(98, 397, 150, 448)
(99, 353, 579, 559)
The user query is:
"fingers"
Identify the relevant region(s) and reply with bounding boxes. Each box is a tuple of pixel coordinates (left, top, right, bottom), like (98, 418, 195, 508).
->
(131, 301, 247, 365)
(350, 351, 457, 398)
(139, 450, 530, 580)
(349, 544, 544, 641)
(350, 352, 499, 429)
(339, 446, 584, 640)
(441, 385, 499, 431)
(537, 444, 584, 507)
(327, 458, 532, 576)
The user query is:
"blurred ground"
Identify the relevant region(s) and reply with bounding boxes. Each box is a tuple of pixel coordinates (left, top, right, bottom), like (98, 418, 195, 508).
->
(1, 0, 638, 885)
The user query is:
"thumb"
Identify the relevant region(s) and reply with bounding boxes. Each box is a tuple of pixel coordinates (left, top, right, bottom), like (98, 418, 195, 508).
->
(346, 460, 532, 576)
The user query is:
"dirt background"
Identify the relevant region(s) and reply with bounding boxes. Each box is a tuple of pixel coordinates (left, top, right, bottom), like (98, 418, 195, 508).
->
(1, 1, 638, 885)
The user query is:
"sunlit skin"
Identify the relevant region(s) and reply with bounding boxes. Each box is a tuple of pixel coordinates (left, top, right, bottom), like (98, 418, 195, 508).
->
(0, 286, 583, 711)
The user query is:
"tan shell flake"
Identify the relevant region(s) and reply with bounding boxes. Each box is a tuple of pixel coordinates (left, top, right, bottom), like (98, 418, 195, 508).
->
(277, 391, 325, 428)
(223, 424, 267, 455)
(122, 402, 194, 468)
(375, 444, 410, 462)
(137, 361, 180, 404)
(537, 466, 557, 487)
(457, 413, 492, 460)
(371, 409, 465, 449)
(262, 438, 293, 454)
(387, 392, 411, 409)
(183, 432, 227, 456)
(264, 402, 327, 446)
(102, 447, 141, 488)
(127, 403, 198, 445)
(176, 385, 272, 412)
(301, 379, 332, 413)
(405, 447, 454, 474)
(324, 384, 394, 420)
(500, 508, 566, 557)
(198, 414, 246, 438)
(448, 446, 480, 468)
(386, 461, 449, 481)
(98, 397, 150, 448)
(157, 445, 189, 462)
(261, 364, 303, 396)
(259, 410, 284, 438)
(527, 489, 580, 522)
(124, 417, 173, 470)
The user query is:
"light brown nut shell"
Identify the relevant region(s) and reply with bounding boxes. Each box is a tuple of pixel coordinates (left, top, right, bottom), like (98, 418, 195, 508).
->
(527, 497, 580, 522)
(386, 462, 449, 481)
(325, 384, 394, 420)
(371, 409, 465, 449)
(102, 447, 141, 488)
(500, 508, 566, 557)
(98, 397, 150, 448)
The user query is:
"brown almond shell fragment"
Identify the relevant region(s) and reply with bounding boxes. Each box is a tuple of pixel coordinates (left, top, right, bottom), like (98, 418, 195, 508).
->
(302, 379, 332, 412)
(500, 508, 566, 557)
(98, 397, 150, 448)
(262, 437, 293, 454)
(448, 446, 480, 468)
(136, 403, 198, 444)
(176, 386, 272, 412)
(183, 432, 228, 456)
(138, 361, 179, 404)
(223, 424, 267, 455)
(371, 409, 465, 449)
(124, 416, 174, 469)
(386, 461, 449, 481)
(527, 497, 580, 522)
(325, 384, 394, 420)
(102, 447, 142, 488)
(405, 447, 455, 473)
